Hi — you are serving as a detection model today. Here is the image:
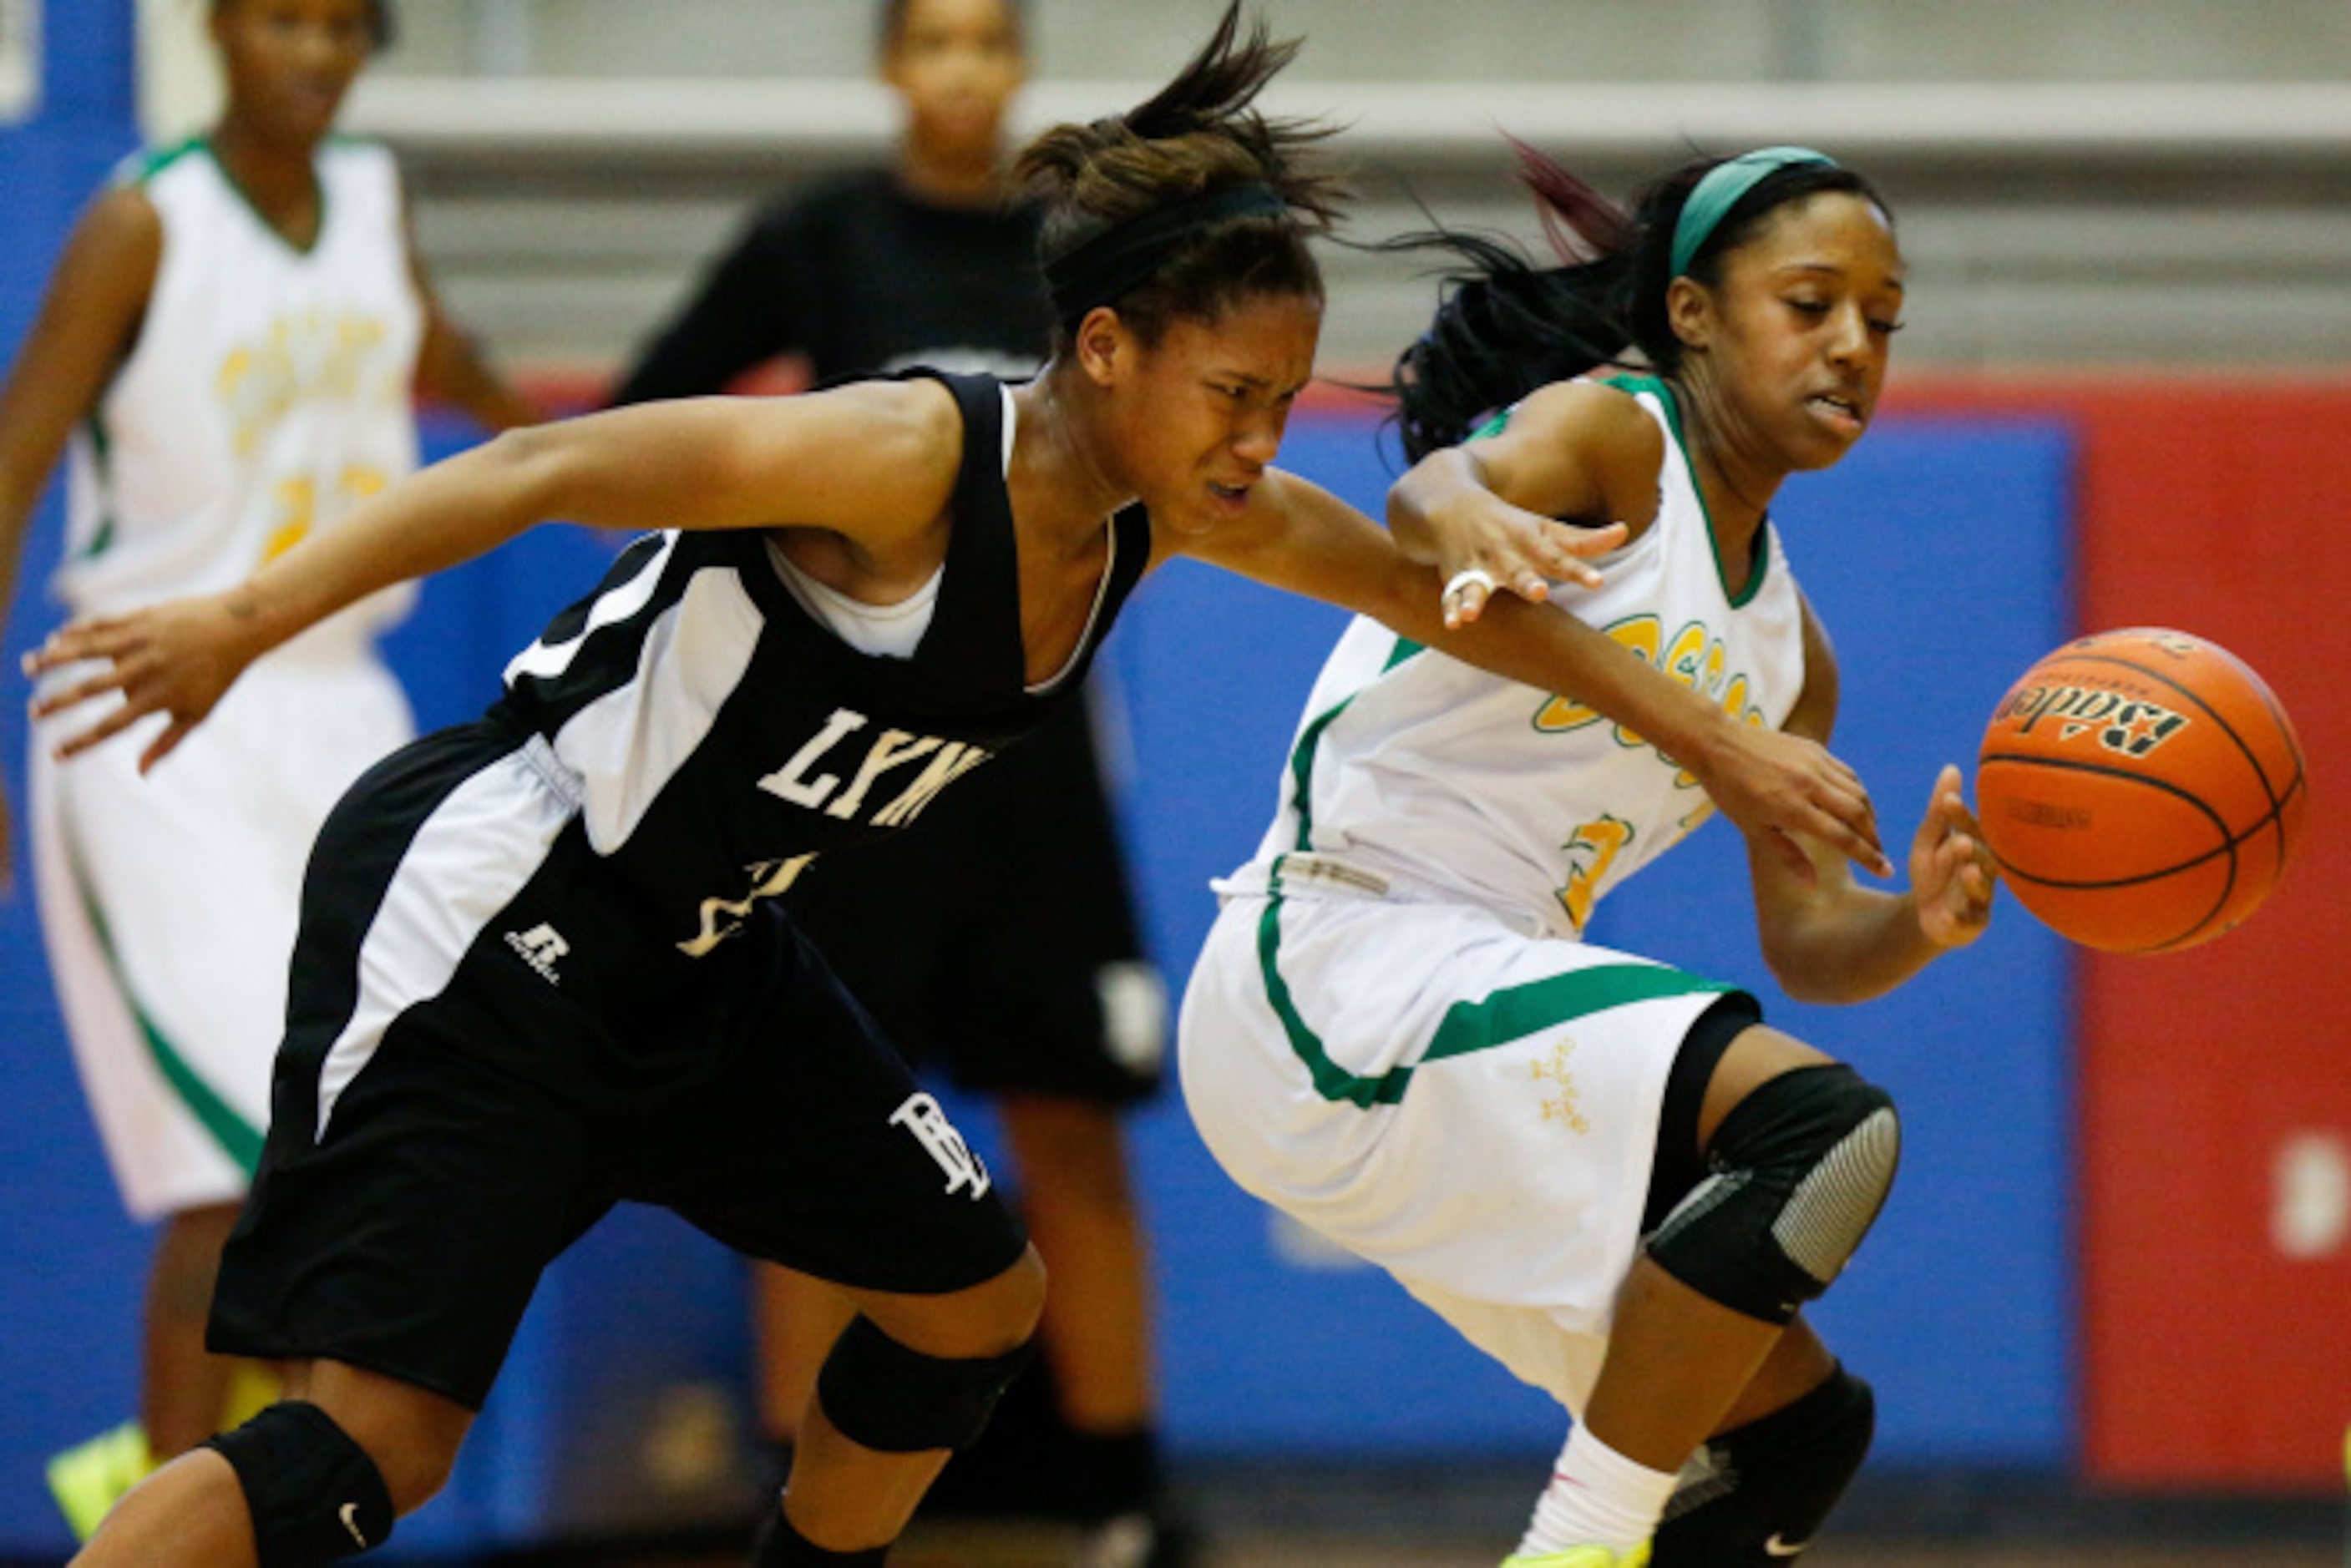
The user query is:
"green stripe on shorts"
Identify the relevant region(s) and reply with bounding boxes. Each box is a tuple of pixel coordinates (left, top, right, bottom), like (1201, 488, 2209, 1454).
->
(1254, 889, 1727, 1110)
(61, 813, 265, 1176)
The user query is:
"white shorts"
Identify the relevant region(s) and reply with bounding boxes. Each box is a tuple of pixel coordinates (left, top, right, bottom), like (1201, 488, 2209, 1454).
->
(30, 645, 413, 1221)
(1178, 883, 1733, 1415)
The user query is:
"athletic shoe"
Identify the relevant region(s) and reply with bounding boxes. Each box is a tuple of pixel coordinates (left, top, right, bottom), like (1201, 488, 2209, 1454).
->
(1073, 1510, 1199, 1568)
(1500, 1544, 1652, 1568)
(45, 1420, 153, 1542)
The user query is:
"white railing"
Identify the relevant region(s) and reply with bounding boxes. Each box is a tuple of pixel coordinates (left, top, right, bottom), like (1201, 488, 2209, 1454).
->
(344, 77, 2351, 160)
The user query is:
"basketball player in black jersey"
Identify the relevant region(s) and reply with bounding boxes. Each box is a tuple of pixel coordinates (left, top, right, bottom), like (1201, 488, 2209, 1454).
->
(29, 8, 1887, 1566)
(611, 7, 1188, 1560)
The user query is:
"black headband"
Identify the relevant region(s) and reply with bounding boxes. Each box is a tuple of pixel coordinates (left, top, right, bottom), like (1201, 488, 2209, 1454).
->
(1042, 180, 1292, 327)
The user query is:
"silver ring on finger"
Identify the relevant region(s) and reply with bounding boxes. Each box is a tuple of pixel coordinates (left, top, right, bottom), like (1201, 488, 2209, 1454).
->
(1443, 567, 1497, 602)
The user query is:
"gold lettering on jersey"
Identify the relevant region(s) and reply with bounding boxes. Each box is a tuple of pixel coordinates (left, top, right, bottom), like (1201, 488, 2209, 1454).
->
(1529, 1035, 1591, 1134)
(871, 742, 991, 827)
(1531, 614, 1770, 785)
(1555, 814, 1634, 935)
(216, 310, 393, 458)
(1994, 685, 2189, 758)
(263, 465, 391, 564)
(676, 854, 818, 958)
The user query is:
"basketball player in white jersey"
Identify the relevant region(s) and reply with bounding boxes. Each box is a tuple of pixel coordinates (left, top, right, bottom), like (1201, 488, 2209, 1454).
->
(1180, 147, 1998, 1568)
(0, 0, 534, 1535)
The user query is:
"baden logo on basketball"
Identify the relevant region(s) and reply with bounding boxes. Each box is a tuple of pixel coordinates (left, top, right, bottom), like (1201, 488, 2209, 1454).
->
(1992, 683, 2190, 759)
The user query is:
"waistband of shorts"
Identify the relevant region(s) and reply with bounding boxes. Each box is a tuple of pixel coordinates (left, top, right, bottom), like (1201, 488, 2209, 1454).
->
(1214, 851, 1553, 938)
(514, 731, 585, 813)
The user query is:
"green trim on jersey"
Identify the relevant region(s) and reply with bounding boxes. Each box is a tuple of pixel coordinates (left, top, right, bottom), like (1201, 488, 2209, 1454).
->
(1254, 891, 1727, 1108)
(198, 139, 332, 259)
(117, 135, 205, 190)
(1598, 372, 1774, 609)
(59, 812, 264, 1176)
(1257, 676, 1730, 1107)
(77, 412, 117, 559)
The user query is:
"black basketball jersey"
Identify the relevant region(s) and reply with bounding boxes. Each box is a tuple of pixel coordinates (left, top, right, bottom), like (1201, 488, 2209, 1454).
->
(484, 371, 1151, 961)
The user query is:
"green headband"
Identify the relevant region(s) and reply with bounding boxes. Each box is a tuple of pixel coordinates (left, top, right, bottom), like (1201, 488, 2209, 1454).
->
(1670, 146, 1837, 279)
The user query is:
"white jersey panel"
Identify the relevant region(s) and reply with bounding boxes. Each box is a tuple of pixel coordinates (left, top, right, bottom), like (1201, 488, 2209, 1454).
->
(545, 564, 767, 856)
(1231, 378, 1809, 938)
(58, 138, 423, 648)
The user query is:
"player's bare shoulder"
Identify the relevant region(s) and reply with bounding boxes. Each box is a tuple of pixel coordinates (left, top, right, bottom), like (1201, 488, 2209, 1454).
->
(751, 377, 965, 544)
(1518, 377, 1665, 469)
(1476, 377, 1664, 535)
(64, 182, 166, 328)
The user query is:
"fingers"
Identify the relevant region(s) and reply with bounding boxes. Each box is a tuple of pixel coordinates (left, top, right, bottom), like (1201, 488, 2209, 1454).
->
(139, 718, 196, 775)
(1809, 774, 1889, 877)
(1442, 513, 1632, 628)
(1441, 568, 1494, 630)
(1541, 520, 1628, 588)
(23, 616, 133, 675)
(52, 701, 152, 761)
(27, 665, 129, 720)
(1913, 764, 1999, 946)
(1816, 811, 1894, 880)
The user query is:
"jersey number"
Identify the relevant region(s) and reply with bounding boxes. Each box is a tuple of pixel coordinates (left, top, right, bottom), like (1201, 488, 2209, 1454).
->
(1556, 814, 1635, 934)
(266, 465, 389, 563)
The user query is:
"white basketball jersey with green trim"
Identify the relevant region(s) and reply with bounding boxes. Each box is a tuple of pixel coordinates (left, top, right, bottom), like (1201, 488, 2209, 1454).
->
(1230, 375, 1807, 938)
(58, 138, 423, 641)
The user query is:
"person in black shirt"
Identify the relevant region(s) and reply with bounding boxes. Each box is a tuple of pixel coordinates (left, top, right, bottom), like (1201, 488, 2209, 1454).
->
(32, 8, 1887, 1567)
(612, 4, 1185, 1562)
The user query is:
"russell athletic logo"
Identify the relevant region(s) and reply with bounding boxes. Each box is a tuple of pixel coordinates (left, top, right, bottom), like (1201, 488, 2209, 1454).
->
(504, 922, 570, 985)
(890, 1092, 992, 1199)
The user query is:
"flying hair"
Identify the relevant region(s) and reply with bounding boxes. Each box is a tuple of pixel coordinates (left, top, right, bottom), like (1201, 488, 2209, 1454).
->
(1016, 0, 1345, 346)
(1385, 142, 1889, 461)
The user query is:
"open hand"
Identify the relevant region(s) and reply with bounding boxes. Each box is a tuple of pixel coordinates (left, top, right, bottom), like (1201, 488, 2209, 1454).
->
(1910, 763, 1997, 948)
(1438, 495, 1627, 630)
(24, 594, 259, 772)
(1695, 723, 1892, 880)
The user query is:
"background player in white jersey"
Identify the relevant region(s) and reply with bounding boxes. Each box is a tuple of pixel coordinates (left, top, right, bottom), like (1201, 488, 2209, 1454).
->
(0, 0, 535, 1535)
(610, 6, 1190, 1558)
(25, 13, 1897, 1566)
(1180, 144, 1998, 1568)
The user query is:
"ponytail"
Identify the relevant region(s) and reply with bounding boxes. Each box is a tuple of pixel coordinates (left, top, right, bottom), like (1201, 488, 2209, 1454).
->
(1386, 144, 1635, 461)
(1388, 142, 1892, 461)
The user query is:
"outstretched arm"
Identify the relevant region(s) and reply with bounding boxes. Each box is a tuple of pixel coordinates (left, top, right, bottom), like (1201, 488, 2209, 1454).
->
(1177, 458, 1889, 878)
(27, 380, 965, 769)
(1753, 762, 1995, 1002)
(1746, 611, 1994, 1003)
(1386, 378, 1888, 875)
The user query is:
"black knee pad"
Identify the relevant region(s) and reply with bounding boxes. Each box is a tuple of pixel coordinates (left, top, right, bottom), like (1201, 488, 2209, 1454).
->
(815, 1315, 1036, 1454)
(205, 1402, 396, 1567)
(1646, 1063, 1899, 1323)
(1653, 1366, 1876, 1565)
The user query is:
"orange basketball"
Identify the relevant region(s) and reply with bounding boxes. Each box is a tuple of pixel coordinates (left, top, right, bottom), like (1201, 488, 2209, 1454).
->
(1976, 628, 2309, 953)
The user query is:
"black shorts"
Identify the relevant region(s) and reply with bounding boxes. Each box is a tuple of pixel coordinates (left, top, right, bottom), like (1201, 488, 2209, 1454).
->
(209, 722, 1027, 1411)
(782, 690, 1163, 1106)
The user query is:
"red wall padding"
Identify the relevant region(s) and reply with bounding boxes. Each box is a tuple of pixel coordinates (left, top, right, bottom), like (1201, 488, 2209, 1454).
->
(1897, 376, 2351, 1490)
